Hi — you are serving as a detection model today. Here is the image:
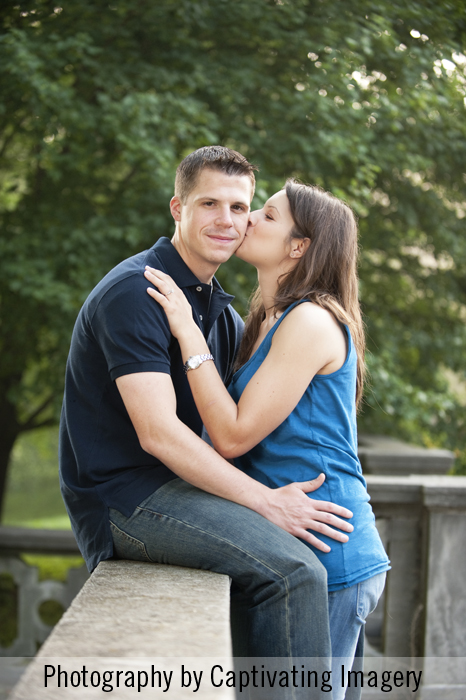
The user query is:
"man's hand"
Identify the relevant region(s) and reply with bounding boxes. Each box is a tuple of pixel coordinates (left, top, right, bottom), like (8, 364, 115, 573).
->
(258, 474, 353, 553)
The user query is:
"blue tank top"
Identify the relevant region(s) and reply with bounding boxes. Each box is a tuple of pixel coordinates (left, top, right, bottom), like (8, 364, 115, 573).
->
(228, 301, 390, 591)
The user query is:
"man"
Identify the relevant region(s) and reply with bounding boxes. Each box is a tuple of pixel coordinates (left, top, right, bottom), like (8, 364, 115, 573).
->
(60, 146, 353, 662)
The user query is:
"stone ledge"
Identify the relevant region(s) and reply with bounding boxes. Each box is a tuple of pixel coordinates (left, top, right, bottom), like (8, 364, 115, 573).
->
(358, 434, 455, 476)
(0, 526, 80, 555)
(366, 475, 466, 509)
(41, 560, 232, 658)
(9, 560, 233, 699)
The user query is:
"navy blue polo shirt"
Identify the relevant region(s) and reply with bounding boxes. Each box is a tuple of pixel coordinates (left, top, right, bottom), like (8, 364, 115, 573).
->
(59, 237, 244, 572)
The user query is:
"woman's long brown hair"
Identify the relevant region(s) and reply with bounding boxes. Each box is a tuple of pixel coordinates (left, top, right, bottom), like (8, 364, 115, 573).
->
(235, 179, 366, 409)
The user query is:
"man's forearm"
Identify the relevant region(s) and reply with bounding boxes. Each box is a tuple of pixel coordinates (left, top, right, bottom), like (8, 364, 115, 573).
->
(142, 416, 268, 511)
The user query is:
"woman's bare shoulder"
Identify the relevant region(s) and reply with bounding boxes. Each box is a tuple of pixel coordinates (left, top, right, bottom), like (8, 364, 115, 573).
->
(271, 302, 346, 372)
(279, 301, 341, 334)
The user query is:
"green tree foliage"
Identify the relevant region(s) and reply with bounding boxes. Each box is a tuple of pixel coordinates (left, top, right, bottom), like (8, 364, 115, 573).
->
(1, 0, 465, 515)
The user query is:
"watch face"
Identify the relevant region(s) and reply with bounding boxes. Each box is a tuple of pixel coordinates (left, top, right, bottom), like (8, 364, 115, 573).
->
(188, 356, 201, 370)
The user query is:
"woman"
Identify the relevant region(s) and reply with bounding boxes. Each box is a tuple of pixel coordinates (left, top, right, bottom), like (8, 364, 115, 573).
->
(144, 179, 390, 699)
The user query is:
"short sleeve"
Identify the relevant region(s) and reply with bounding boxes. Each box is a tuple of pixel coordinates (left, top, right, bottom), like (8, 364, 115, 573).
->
(91, 272, 173, 380)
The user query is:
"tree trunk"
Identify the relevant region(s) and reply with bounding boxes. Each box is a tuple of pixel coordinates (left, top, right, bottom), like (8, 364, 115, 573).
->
(0, 395, 21, 521)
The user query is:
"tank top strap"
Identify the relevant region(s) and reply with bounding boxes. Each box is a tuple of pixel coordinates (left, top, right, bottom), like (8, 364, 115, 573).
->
(268, 299, 309, 339)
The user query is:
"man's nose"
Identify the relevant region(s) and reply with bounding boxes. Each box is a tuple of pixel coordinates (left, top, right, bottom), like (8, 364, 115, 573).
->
(215, 206, 234, 227)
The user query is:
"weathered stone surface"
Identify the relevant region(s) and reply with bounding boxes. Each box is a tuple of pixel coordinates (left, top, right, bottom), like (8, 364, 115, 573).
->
(359, 435, 455, 476)
(423, 511, 466, 658)
(366, 474, 466, 504)
(39, 561, 232, 658)
(420, 657, 466, 700)
(364, 474, 466, 699)
(10, 561, 234, 699)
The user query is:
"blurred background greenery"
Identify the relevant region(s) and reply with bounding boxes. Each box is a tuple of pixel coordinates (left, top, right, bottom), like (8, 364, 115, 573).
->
(3, 426, 66, 527)
(1, 0, 466, 529)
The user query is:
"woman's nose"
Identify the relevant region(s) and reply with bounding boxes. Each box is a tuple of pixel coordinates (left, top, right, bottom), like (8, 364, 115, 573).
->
(248, 209, 260, 227)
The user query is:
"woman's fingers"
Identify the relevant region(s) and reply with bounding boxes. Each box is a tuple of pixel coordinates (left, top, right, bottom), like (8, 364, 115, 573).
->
(144, 267, 196, 339)
(144, 267, 178, 296)
(146, 285, 168, 305)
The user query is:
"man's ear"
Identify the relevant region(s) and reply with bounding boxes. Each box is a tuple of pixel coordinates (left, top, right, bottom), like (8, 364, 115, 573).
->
(170, 196, 182, 222)
(289, 237, 311, 259)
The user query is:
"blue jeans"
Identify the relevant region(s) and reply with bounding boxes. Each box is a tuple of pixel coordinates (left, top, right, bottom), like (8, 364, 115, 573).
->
(328, 572, 386, 700)
(108, 478, 331, 668)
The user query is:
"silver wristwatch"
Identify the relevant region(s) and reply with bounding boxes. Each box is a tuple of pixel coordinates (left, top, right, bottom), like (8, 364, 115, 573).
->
(183, 354, 214, 374)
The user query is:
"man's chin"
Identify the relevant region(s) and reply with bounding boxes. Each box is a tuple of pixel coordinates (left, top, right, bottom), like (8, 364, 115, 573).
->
(208, 248, 237, 265)
(207, 241, 241, 262)
(233, 238, 247, 258)
(233, 242, 248, 261)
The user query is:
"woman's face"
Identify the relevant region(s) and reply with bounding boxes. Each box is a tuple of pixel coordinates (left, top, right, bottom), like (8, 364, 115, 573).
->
(235, 190, 296, 270)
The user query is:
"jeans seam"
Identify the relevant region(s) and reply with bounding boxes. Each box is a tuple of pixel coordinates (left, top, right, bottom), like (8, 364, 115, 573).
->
(356, 581, 362, 619)
(109, 518, 154, 563)
(135, 504, 292, 580)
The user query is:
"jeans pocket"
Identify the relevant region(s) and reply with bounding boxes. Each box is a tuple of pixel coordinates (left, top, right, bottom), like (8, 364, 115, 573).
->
(109, 519, 153, 563)
(356, 572, 386, 621)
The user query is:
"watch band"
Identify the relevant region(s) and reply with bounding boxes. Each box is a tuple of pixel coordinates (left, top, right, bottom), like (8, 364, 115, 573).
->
(183, 354, 214, 374)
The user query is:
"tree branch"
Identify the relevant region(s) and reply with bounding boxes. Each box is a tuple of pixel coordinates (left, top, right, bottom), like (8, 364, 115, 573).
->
(20, 395, 55, 432)
(21, 416, 57, 432)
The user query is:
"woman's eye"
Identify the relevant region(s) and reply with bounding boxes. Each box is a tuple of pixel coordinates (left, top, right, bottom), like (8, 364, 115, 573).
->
(265, 213, 273, 221)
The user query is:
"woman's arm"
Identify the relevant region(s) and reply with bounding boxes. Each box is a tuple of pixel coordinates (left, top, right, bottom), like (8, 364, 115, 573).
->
(144, 267, 346, 459)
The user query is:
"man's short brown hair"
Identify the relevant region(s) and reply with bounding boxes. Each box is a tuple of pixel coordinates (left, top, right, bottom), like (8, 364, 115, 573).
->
(174, 146, 257, 203)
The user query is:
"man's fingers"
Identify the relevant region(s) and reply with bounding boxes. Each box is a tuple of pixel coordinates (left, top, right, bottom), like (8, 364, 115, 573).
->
(311, 500, 353, 521)
(298, 530, 331, 553)
(307, 519, 351, 540)
(308, 508, 354, 532)
(294, 477, 353, 520)
(296, 473, 325, 493)
(315, 516, 353, 533)
(297, 520, 351, 549)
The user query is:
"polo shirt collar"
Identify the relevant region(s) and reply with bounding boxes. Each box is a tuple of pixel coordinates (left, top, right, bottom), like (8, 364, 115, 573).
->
(153, 237, 201, 288)
(152, 237, 235, 330)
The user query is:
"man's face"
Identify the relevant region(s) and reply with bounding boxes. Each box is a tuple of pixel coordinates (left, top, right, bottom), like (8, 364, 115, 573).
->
(171, 168, 253, 282)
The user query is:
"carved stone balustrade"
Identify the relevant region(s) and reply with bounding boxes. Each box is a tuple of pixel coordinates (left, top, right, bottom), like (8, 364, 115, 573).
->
(0, 526, 89, 657)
